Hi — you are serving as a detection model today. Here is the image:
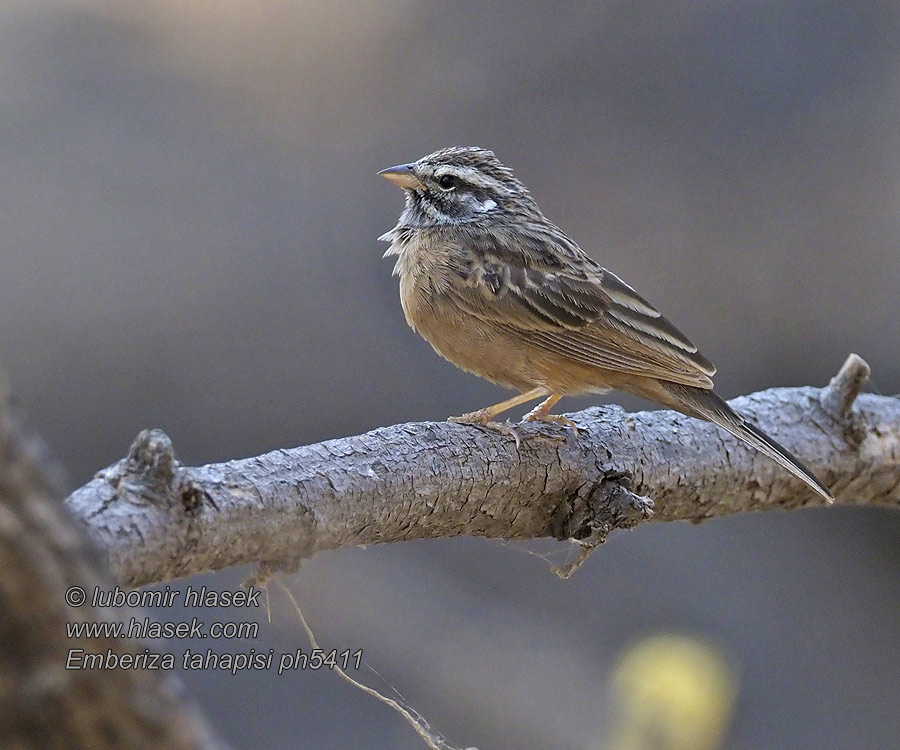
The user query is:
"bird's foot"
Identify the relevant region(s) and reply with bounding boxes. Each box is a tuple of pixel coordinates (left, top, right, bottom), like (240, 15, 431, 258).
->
(521, 409, 579, 437)
(449, 411, 522, 448)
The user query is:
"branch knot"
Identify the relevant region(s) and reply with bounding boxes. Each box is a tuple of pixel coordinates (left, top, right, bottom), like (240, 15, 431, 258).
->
(550, 473, 653, 544)
(821, 354, 870, 420)
(101, 429, 208, 513)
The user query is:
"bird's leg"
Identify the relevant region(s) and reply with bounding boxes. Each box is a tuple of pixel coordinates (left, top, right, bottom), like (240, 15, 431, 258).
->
(521, 394, 579, 435)
(449, 387, 547, 424)
(449, 387, 548, 446)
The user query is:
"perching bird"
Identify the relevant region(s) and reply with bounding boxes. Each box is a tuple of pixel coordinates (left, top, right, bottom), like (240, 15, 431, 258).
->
(378, 146, 832, 501)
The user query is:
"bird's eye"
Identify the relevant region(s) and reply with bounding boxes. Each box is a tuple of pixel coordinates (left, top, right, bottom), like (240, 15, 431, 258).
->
(437, 174, 457, 190)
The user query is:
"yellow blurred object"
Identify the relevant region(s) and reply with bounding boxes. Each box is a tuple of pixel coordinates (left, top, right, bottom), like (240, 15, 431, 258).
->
(604, 634, 738, 750)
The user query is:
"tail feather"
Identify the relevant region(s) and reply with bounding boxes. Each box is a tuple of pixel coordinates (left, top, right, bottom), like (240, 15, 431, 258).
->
(658, 383, 834, 502)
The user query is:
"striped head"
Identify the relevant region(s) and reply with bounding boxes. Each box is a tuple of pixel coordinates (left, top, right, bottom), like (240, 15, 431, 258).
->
(378, 147, 539, 227)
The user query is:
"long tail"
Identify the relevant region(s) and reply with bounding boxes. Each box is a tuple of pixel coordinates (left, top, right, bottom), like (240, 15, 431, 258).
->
(656, 382, 833, 502)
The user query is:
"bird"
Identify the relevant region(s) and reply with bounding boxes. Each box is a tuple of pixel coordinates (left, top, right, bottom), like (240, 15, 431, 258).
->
(377, 146, 832, 502)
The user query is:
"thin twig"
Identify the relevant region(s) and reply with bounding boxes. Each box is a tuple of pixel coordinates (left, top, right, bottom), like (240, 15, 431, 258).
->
(273, 578, 470, 750)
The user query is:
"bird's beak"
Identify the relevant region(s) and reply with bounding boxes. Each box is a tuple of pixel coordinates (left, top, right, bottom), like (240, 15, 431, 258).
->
(378, 163, 423, 190)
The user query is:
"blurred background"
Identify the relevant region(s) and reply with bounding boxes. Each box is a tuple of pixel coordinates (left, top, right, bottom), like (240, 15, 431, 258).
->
(2, 1, 899, 747)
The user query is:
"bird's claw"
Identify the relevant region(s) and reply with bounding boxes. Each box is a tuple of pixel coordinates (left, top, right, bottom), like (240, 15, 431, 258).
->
(449, 412, 522, 448)
(449, 408, 579, 448)
(448, 409, 493, 426)
(521, 412, 579, 436)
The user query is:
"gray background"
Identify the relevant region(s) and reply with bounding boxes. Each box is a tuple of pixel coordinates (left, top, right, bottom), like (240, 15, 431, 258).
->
(2, 1, 898, 748)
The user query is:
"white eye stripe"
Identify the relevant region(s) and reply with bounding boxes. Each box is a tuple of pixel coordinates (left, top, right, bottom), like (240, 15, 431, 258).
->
(433, 165, 476, 180)
(432, 165, 505, 193)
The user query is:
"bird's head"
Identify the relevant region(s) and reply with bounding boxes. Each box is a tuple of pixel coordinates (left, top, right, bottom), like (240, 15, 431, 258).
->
(378, 146, 537, 227)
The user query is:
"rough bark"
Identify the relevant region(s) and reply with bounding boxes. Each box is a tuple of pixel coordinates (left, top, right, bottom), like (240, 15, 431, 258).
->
(63, 355, 900, 587)
(0, 383, 222, 749)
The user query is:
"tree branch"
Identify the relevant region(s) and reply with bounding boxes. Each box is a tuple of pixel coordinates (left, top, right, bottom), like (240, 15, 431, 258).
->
(65, 355, 900, 587)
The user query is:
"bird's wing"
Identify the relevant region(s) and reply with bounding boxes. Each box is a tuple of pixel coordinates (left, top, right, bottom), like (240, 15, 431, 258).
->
(443, 227, 717, 388)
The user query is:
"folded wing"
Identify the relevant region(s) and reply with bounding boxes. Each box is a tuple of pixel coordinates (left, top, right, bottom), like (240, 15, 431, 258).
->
(444, 227, 716, 389)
